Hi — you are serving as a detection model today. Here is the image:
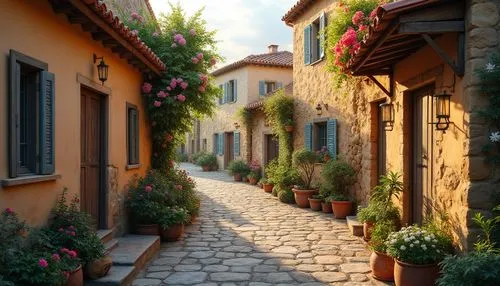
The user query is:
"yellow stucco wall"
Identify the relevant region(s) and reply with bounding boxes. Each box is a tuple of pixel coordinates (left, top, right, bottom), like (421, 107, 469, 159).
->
(0, 0, 152, 230)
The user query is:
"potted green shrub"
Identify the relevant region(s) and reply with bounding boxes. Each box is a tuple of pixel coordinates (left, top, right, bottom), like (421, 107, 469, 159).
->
(196, 153, 217, 171)
(263, 159, 278, 192)
(308, 194, 323, 211)
(159, 207, 190, 242)
(291, 149, 321, 208)
(386, 225, 454, 286)
(284, 118, 294, 132)
(273, 165, 301, 204)
(320, 159, 356, 218)
(227, 160, 250, 181)
(369, 221, 397, 282)
(248, 161, 262, 185)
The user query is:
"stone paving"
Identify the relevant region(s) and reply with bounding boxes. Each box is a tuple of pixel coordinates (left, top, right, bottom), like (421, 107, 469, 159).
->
(133, 163, 378, 286)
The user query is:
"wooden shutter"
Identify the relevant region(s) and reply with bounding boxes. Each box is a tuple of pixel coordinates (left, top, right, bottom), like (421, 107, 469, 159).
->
(8, 59, 21, 177)
(234, 132, 240, 156)
(39, 71, 55, 175)
(128, 106, 139, 165)
(233, 80, 238, 102)
(259, 81, 265, 96)
(304, 25, 312, 65)
(319, 12, 326, 59)
(327, 119, 337, 159)
(304, 123, 313, 151)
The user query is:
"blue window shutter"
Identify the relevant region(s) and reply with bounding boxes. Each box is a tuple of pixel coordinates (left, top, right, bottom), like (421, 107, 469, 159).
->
(218, 84, 223, 105)
(259, 81, 265, 96)
(233, 80, 237, 102)
(319, 12, 326, 59)
(304, 25, 312, 65)
(213, 134, 218, 153)
(220, 133, 225, 155)
(9, 60, 21, 178)
(327, 119, 337, 160)
(234, 132, 240, 156)
(304, 123, 313, 151)
(217, 134, 221, 155)
(277, 82, 283, 90)
(39, 71, 55, 175)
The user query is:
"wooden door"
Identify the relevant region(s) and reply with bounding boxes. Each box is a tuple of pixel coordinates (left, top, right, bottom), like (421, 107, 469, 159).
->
(80, 88, 102, 225)
(225, 132, 234, 168)
(266, 135, 279, 164)
(377, 105, 387, 178)
(412, 85, 434, 224)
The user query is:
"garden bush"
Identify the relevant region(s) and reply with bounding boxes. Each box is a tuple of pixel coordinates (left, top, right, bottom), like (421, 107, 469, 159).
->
(320, 158, 356, 198)
(292, 148, 321, 189)
(191, 151, 208, 165)
(175, 151, 189, 162)
(277, 187, 295, 204)
(196, 153, 217, 169)
(227, 160, 250, 176)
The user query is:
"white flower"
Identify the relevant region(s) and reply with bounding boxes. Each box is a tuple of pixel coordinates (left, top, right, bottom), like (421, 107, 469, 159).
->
(433, 239, 437, 243)
(490, 132, 500, 143)
(424, 236, 431, 242)
(410, 244, 414, 248)
(400, 245, 407, 250)
(432, 245, 436, 248)
(414, 240, 420, 244)
(437, 249, 441, 253)
(409, 236, 415, 240)
(404, 238, 410, 242)
(421, 244, 427, 249)
(486, 62, 496, 72)
(390, 239, 397, 244)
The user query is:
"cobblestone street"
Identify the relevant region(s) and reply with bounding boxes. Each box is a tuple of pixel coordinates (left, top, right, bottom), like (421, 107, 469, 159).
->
(133, 163, 375, 286)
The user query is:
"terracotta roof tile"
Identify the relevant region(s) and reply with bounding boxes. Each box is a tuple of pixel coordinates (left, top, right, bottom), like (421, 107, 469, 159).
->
(212, 51, 293, 77)
(282, 0, 317, 26)
(246, 82, 294, 111)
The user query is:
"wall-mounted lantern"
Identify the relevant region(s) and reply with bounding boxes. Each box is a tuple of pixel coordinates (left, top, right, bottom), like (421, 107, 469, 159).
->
(434, 91, 451, 131)
(93, 53, 109, 85)
(315, 103, 329, 116)
(233, 122, 241, 129)
(380, 102, 394, 131)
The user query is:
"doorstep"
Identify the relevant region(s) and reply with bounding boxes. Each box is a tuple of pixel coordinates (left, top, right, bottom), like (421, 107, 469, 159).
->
(346, 216, 364, 237)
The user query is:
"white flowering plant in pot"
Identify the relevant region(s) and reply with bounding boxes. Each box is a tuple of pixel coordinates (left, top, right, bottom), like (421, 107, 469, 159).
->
(386, 225, 453, 265)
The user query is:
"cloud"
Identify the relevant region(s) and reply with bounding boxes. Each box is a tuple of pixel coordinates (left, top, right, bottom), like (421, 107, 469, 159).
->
(149, 0, 297, 64)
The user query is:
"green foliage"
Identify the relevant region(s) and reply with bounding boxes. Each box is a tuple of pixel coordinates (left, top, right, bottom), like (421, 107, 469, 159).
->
(472, 204, 500, 254)
(236, 107, 253, 127)
(175, 151, 189, 162)
(120, 4, 222, 170)
(325, 193, 350, 202)
(196, 153, 217, 168)
(227, 160, 250, 176)
(320, 159, 356, 198)
(369, 220, 397, 253)
(371, 171, 403, 205)
(277, 187, 296, 204)
(264, 159, 279, 184)
(292, 148, 321, 189)
(159, 207, 190, 229)
(191, 151, 208, 165)
(438, 252, 500, 286)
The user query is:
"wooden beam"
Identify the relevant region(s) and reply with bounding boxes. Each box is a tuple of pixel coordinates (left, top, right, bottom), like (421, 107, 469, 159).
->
(369, 46, 422, 62)
(422, 33, 461, 76)
(400, 1, 464, 23)
(399, 21, 464, 34)
(377, 37, 425, 53)
(457, 32, 465, 76)
(354, 69, 392, 76)
(368, 75, 391, 97)
(362, 55, 409, 70)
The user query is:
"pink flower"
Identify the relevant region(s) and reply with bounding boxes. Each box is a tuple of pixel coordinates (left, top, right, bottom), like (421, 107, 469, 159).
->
(60, 248, 69, 254)
(369, 7, 378, 19)
(174, 34, 183, 42)
(142, 82, 152, 94)
(131, 30, 139, 37)
(157, 91, 167, 98)
(352, 11, 365, 26)
(171, 43, 177, 48)
(210, 58, 217, 66)
(154, 101, 162, 107)
(176, 78, 183, 83)
(67, 250, 77, 258)
(199, 73, 208, 83)
(175, 185, 183, 190)
(170, 80, 177, 89)
(180, 82, 188, 90)
(39, 259, 49, 268)
(52, 254, 60, 261)
(4, 208, 13, 214)
(166, 134, 173, 142)
(166, 86, 172, 91)
(189, 29, 196, 36)
(198, 86, 206, 93)
(196, 53, 204, 60)
(340, 27, 358, 47)
(152, 32, 159, 38)
(59, 228, 64, 232)
(145, 185, 153, 192)
(178, 38, 186, 46)
(131, 12, 143, 23)
(70, 231, 76, 236)
(359, 24, 367, 32)
(192, 57, 199, 64)
(177, 94, 186, 102)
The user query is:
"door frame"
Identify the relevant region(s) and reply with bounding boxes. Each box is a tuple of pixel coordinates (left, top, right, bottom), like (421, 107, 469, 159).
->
(224, 132, 234, 169)
(78, 74, 109, 229)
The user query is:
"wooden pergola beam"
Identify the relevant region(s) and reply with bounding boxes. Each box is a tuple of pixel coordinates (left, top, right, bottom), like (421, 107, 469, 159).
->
(399, 21, 465, 34)
(422, 33, 463, 76)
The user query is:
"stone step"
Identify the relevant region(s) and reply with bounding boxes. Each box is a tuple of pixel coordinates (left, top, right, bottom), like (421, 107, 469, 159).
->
(104, 238, 119, 254)
(97, 229, 114, 244)
(85, 266, 136, 286)
(346, 216, 364, 237)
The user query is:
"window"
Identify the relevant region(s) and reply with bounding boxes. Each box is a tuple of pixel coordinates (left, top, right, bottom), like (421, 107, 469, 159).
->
(314, 122, 327, 151)
(8, 50, 55, 177)
(266, 82, 276, 94)
(304, 12, 326, 65)
(218, 84, 223, 105)
(213, 133, 224, 155)
(220, 80, 237, 104)
(304, 119, 337, 159)
(259, 81, 283, 96)
(127, 103, 139, 165)
(202, 139, 207, 152)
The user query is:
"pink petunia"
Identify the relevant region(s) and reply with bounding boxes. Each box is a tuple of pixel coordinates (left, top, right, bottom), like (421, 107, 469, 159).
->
(60, 248, 69, 253)
(142, 82, 152, 94)
(175, 185, 183, 190)
(166, 86, 172, 91)
(4, 208, 14, 214)
(166, 134, 173, 142)
(358, 24, 367, 32)
(145, 185, 153, 192)
(67, 250, 77, 258)
(369, 7, 378, 19)
(173, 34, 183, 41)
(352, 11, 365, 26)
(198, 86, 206, 93)
(177, 94, 186, 102)
(52, 254, 60, 261)
(154, 101, 162, 107)
(196, 53, 204, 60)
(39, 259, 49, 268)
(180, 82, 188, 90)
(176, 78, 183, 83)
(178, 38, 186, 46)
(210, 58, 217, 66)
(157, 91, 167, 98)
(192, 57, 199, 64)
(170, 79, 177, 89)
(189, 29, 196, 36)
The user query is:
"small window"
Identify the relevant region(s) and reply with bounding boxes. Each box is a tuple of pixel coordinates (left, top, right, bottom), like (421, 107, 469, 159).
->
(265, 82, 276, 94)
(127, 103, 139, 165)
(304, 12, 326, 65)
(314, 122, 327, 151)
(227, 80, 237, 103)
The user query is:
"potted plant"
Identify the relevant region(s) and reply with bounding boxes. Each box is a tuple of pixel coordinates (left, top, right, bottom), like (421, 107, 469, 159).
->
(386, 225, 454, 286)
(284, 118, 294, 132)
(321, 197, 333, 213)
(196, 153, 217, 171)
(291, 149, 321, 208)
(308, 194, 323, 211)
(369, 221, 397, 281)
(159, 207, 190, 242)
(228, 160, 250, 181)
(248, 161, 262, 185)
(320, 159, 356, 218)
(316, 146, 330, 163)
(262, 159, 278, 192)
(247, 172, 260, 185)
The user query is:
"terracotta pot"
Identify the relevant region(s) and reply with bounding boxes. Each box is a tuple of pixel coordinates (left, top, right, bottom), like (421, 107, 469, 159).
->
(135, 224, 160, 235)
(285, 125, 294, 132)
(364, 221, 375, 241)
(321, 202, 333, 213)
(394, 260, 440, 286)
(85, 256, 112, 280)
(242, 176, 249, 182)
(233, 174, 242, 181)
(160, 224, 185, 242)
(331, 201, 353, 219)
(202, 165, 210, 172)
(263, 183, 274, 193)
(292, 188, 318, 208)
(370, 251, 394, 282)
(308, 198, 322, 211)
(66, 265, 83, 286)
(249, 177, 258, 185)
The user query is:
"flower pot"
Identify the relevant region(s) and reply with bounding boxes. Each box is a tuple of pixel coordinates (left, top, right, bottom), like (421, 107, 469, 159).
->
(258, 183, 263, 189)
(263, 183, 274, 193)
(363, 221, 374, 241)
(285, 125, 294, 132)
(370, 251, 394, 282)
(233, 174, 242, 181)
(394, 260, 440, 286)
(331, 201, 352, 219)
(292, 188, 318, 208)
(210, 165, 217, 171)
(249, 177, 258, 185)
(66, 265, 83, 286)
(242, 176, 249, 183)
(135, 224, 160, 235)
(202, 165, 210, 172)
(321, 202, 333, 213)
(160, 224, 185, 242)
(85, 256, 112, 280)
(308, 198, 322, 211)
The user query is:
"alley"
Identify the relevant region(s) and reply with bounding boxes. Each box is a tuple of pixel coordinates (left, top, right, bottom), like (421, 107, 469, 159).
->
(133, 163, 375, 286)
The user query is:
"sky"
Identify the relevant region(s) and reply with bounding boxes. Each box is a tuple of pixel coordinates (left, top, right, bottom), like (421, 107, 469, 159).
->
(149, 0, 298, 65)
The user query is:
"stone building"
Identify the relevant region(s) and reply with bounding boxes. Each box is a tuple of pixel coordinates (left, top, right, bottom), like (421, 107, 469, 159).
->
(187, 46, 293, 169)
(282, 0, 499, 250)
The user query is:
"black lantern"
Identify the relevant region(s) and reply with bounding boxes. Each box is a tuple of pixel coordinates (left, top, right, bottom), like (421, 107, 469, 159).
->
(316, 103, 322, 116)
(434, 91, 451, 131)
(379, 102, 394, 131)
(93, 53, 109, 85)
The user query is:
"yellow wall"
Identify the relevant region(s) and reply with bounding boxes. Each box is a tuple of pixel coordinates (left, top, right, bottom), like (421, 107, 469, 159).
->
(0, 0, 151, 229)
